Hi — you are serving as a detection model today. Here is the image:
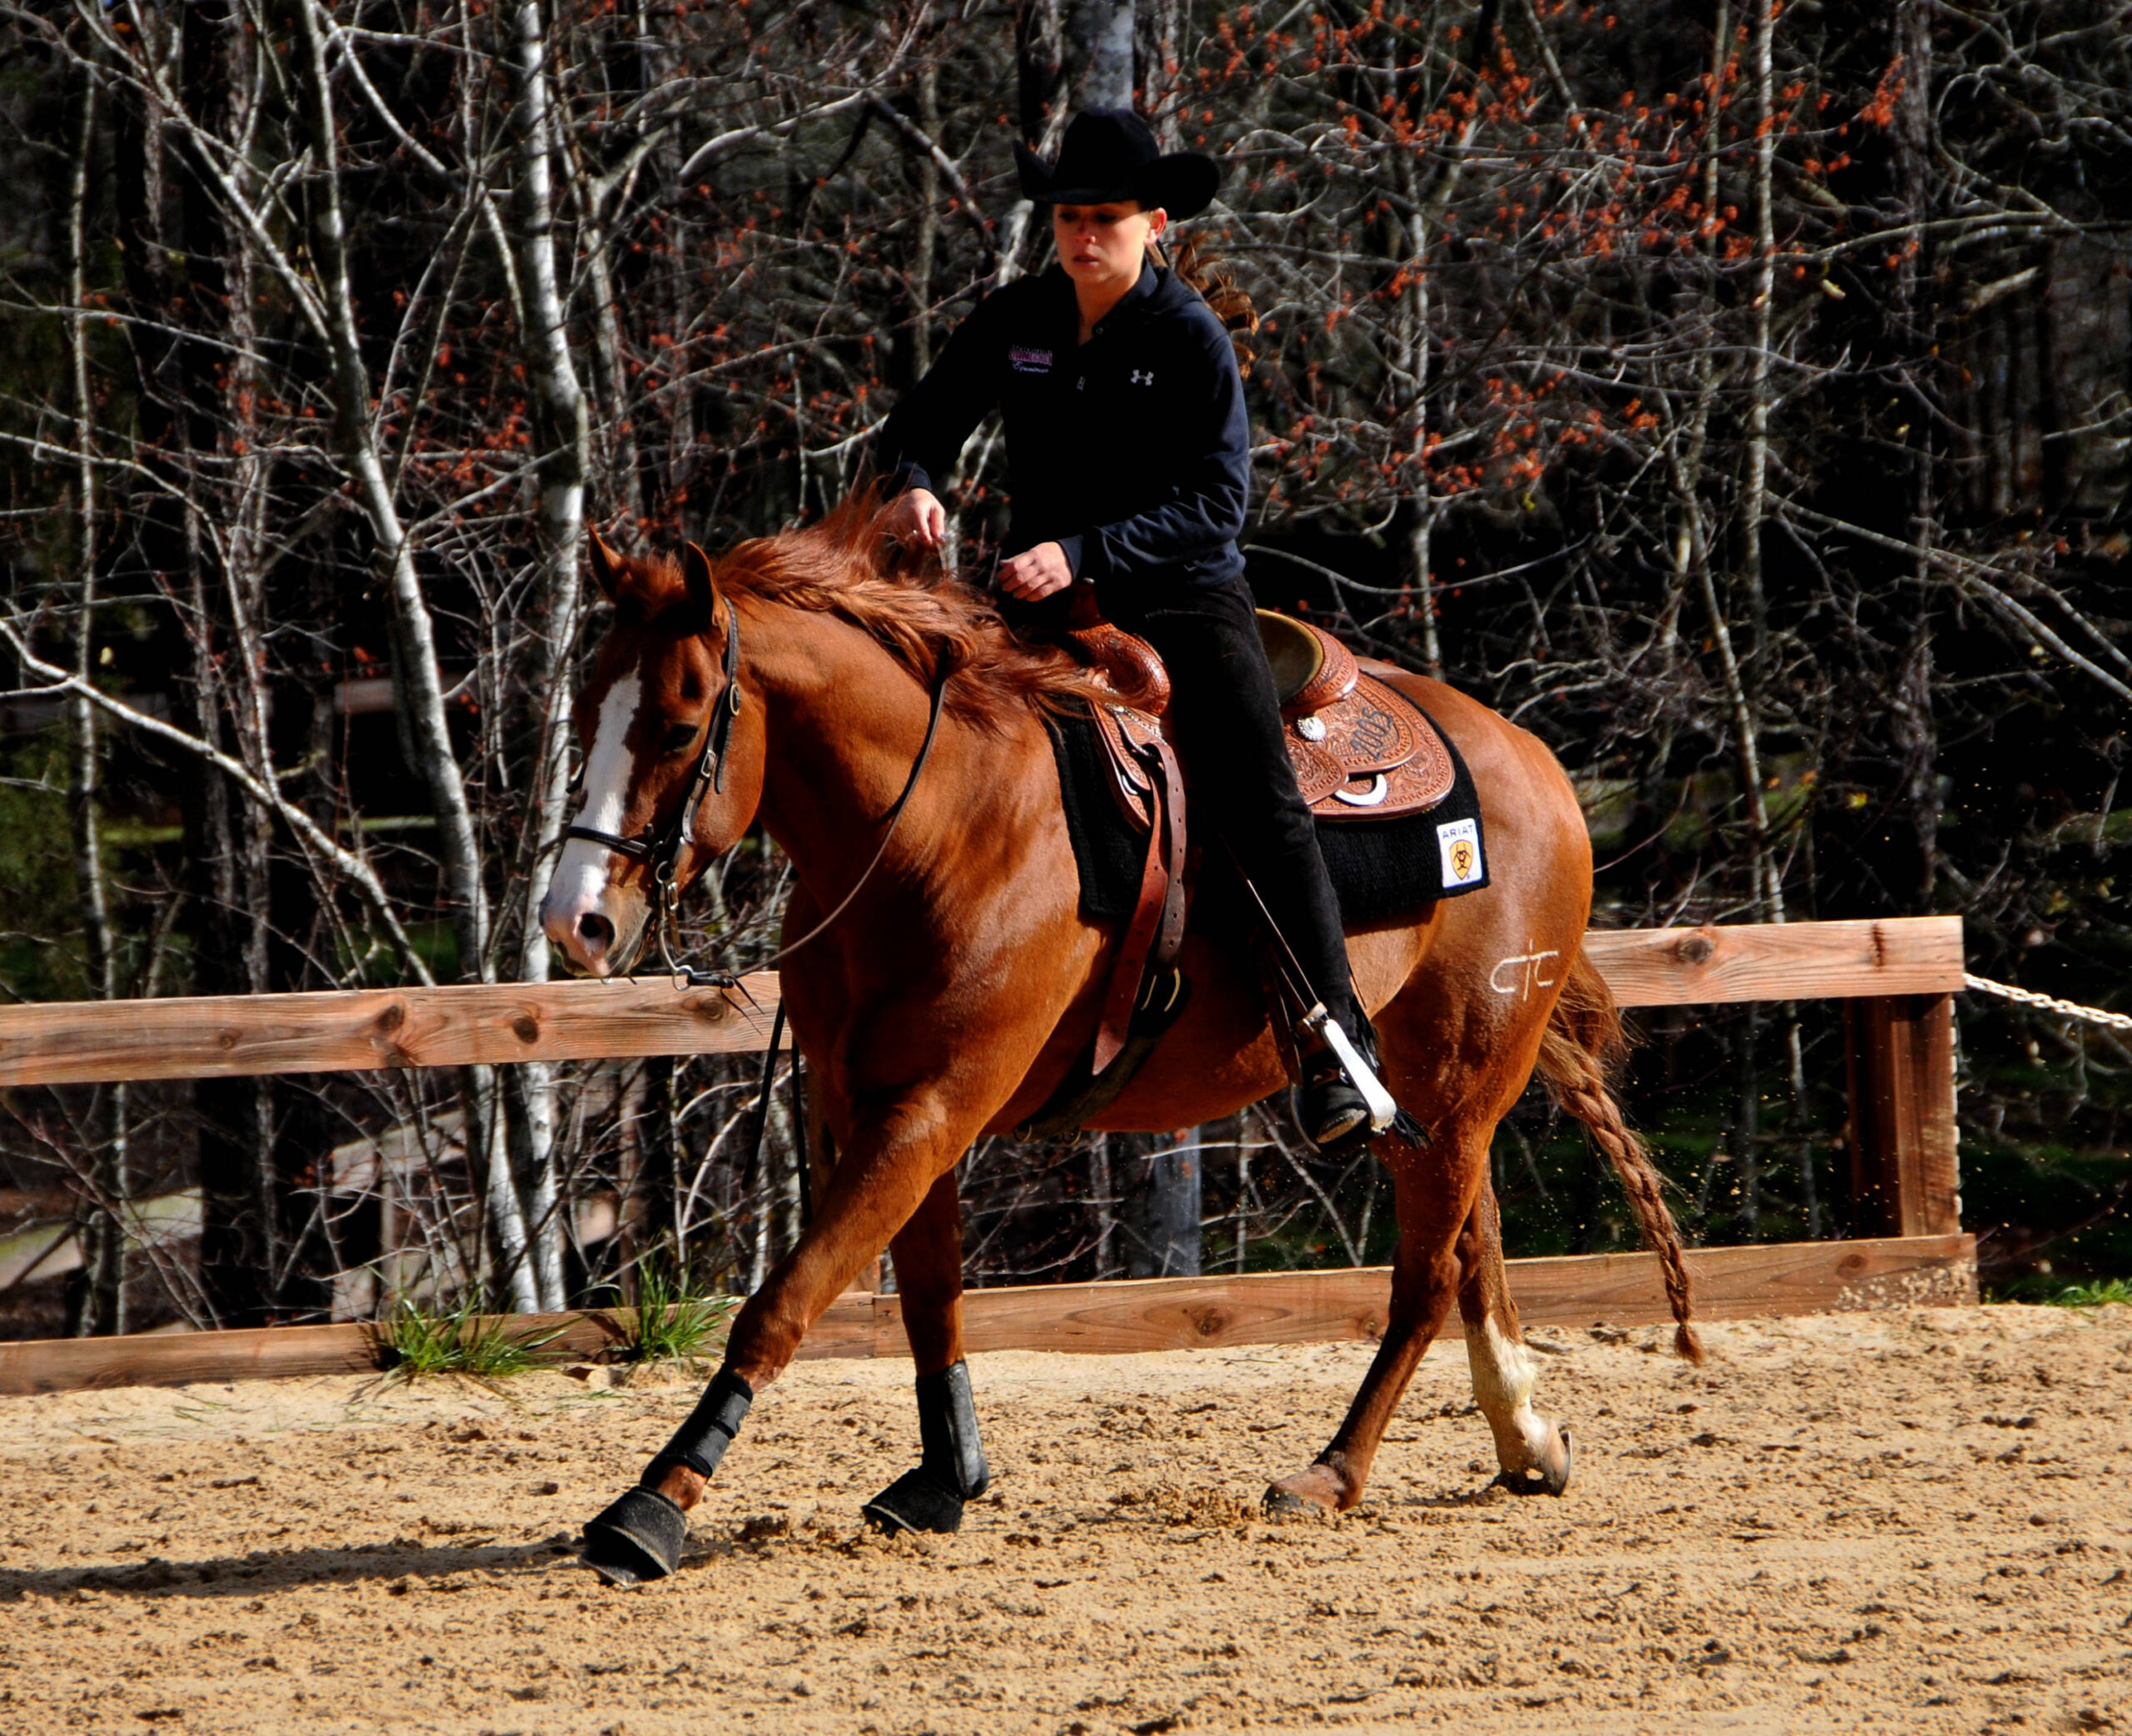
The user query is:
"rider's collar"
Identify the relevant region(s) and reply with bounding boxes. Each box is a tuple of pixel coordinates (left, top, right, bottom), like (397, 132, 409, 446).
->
(1090, 259, 1160, 337)
(1044, 258, 1161, 339)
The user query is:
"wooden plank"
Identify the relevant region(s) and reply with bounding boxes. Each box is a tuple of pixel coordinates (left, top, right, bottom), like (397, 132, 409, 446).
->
(1583, 916, 1964, 1007)
(947, 1268, 1400, 1356)
(905, 1232, 1978, 1354)
(0, 973, 783, 1089)
(1504, 1231, 1975, 1324)
(0, 1295, 874, 1396)
(1846, 995, 1964, 1238)
(0, 1321, 385, 1395)
(0, 1311, 685, 1396)
(0, 919, 1968, 1089)
(0, 1236, 1973, 1398)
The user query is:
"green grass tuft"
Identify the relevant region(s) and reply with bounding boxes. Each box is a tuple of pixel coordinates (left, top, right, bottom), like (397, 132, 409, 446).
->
(2041, 1277, 2132, 1308)
(379, 1295, 568, 1380)
(625, 1260, 736, 1366)
(1988, 1274, 2132, 1308)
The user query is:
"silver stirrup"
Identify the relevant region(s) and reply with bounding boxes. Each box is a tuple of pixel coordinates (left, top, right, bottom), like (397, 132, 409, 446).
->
(1298, 1004, 1397, 1133)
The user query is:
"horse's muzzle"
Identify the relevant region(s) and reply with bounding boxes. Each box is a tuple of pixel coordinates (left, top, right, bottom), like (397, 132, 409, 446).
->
(540, 878, 649, 979)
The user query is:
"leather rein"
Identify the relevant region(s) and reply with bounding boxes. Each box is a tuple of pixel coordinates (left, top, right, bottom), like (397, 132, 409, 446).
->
(564, 605, 951, 987)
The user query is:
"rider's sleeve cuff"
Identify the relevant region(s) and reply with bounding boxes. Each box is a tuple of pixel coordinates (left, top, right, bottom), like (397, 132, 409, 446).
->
(888, 461, 933, 497)
(1056, 534, 1085, 579)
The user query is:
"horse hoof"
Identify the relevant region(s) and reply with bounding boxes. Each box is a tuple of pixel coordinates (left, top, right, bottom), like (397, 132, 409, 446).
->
(1263, 1461, 1347, 1517)
(581, 1486, 688, 1584)
(1494, 1425, 1573, 1499)
(862, 1468, 965, 1536)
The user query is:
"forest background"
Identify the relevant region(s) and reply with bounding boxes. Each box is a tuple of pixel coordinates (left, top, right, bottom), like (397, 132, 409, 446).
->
(0, 0, 2125, 1340)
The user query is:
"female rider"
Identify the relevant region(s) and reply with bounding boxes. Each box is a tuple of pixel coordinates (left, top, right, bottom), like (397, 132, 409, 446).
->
(877, 109, 1372, 1151)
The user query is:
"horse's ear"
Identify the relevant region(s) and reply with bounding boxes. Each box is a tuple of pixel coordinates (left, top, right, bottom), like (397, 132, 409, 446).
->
(587, 532, 624, 600)
(680, 541, 721, 633)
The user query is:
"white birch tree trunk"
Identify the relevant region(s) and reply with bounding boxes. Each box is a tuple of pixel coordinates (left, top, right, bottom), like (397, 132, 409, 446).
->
(290, 0, 535, 1311)
(1068, 0, 1134, 110)
(505, 0, 592, 1313)
(64, 62, 127, 1336)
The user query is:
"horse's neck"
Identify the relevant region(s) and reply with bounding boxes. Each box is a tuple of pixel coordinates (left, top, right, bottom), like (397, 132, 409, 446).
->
(742, 600, 968, 886)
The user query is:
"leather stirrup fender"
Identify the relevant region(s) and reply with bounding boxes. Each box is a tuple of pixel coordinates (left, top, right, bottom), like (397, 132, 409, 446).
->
(1093, 736, 1188, 1077)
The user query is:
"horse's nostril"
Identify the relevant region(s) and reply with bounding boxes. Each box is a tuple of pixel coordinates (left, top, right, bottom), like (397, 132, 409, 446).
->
(577, 912, 615, 953)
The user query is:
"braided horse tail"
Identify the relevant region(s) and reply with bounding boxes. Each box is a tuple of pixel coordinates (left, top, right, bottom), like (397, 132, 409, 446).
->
(1536, 946, 1706, 1364)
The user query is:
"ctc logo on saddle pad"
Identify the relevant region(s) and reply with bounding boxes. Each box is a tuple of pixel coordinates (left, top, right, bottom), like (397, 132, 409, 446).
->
(1437, 817, 1484, 888)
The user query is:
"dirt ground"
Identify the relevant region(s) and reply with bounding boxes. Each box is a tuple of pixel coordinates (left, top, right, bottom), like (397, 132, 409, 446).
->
(0, 1305, 2127, 1735)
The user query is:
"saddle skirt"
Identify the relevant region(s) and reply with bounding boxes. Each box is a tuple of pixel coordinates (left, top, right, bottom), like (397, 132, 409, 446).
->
(1073, 610, 1456, 835)
(1020, 607, 1476, 1135)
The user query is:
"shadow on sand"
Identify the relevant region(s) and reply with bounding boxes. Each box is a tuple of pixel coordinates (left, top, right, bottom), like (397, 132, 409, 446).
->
(0, 1535, 583, 1602)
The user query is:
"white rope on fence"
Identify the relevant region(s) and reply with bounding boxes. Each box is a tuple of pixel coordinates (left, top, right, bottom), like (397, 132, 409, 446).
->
(1963, 972, 2132, 1035)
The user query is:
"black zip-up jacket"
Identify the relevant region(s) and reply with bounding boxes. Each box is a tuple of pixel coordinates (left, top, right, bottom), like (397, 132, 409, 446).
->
(875, 261, 1249, 615)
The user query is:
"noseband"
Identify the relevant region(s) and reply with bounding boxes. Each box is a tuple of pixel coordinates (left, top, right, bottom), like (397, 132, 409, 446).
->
(562, 604, 950, 987)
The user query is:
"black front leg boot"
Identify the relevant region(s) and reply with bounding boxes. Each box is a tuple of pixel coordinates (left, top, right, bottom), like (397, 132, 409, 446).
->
(581, 1368, 753, 1585)
(862, 1360, 990, 1536)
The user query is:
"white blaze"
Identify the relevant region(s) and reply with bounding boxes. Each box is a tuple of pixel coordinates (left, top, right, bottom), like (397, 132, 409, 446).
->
(547, 674, 641, 916)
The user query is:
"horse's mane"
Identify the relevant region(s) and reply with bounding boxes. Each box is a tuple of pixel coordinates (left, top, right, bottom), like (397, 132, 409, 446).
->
(705, 495, 1113, 731)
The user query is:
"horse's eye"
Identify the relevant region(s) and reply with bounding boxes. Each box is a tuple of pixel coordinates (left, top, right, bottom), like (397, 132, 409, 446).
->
(661, 721, 700, 757)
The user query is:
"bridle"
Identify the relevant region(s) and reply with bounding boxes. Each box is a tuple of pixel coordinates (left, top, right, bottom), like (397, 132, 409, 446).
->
(564, 596, 746, 981)
(563, 601, 950, 987)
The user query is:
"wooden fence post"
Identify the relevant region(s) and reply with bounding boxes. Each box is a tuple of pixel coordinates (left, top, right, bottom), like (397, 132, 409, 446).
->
(1845, 992, 1961, 1237)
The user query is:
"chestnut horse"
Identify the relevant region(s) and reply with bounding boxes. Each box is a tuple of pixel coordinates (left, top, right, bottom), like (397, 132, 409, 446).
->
(540, 505, 1700, 1583)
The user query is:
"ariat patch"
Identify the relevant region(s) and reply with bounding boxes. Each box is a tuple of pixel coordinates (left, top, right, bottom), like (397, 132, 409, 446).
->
(1009, 346, 1054, 374)
(1437, 816, 1484, 888)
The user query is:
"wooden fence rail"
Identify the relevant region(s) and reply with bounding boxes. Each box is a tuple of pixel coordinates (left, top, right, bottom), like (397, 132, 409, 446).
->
(0, 916, 1972, 1395)
(0, 1233, 1975, 1397)
(0, 916, 1960, 1086)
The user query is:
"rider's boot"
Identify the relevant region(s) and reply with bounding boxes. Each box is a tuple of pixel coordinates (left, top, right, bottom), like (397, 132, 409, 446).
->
(1295, 996, 1374, 1152)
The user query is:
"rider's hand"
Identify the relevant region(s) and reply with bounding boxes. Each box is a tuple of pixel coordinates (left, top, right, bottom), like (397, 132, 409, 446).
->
(998, 540, 1073, 602)
(884, 488, 947, 551)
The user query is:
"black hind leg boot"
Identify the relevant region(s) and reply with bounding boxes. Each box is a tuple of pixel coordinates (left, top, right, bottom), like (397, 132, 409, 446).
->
(581, 1368, 753, 1585)
(862, 1360, 990, 1535)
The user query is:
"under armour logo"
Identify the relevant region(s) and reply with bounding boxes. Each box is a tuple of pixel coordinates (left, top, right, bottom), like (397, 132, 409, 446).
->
(1130, 369, 1154, 386)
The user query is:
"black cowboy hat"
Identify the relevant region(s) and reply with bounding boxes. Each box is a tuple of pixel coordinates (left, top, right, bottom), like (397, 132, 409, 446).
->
(1013, 110, 1220, 220)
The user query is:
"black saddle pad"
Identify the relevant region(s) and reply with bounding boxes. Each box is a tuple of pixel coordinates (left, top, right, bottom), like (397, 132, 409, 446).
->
(1044, 700, 1489, 931)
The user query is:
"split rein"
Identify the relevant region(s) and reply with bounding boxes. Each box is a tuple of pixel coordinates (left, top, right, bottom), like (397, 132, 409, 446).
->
(563, 604, 953, 991)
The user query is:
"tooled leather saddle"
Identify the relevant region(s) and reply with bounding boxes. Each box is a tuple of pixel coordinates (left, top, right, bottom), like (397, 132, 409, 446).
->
(1017, 604, 1457, 1139)
(1077, 610, 1456, 836)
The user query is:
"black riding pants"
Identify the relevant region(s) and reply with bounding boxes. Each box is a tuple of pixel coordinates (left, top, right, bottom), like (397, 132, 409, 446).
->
(1110, 579, 1361, 1035)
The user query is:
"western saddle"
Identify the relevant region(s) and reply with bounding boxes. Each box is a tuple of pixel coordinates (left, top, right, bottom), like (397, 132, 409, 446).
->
(1015, 600, 1455, 1139)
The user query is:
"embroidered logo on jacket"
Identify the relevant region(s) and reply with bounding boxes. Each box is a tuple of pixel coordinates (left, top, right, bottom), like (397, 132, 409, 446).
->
(1009, 346, 1054, 374)
(1130, 369, 1155, 386)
